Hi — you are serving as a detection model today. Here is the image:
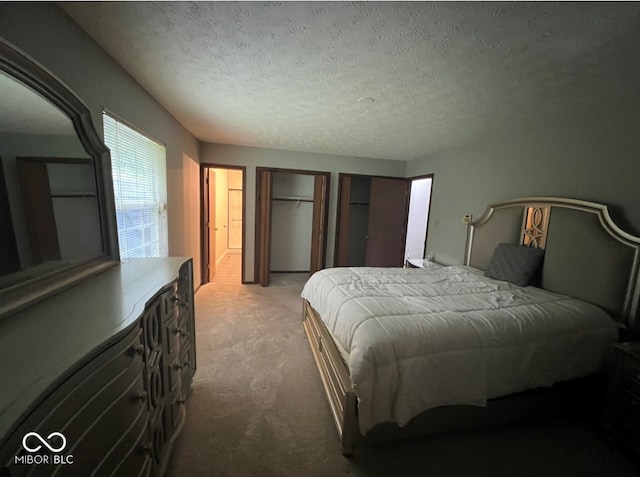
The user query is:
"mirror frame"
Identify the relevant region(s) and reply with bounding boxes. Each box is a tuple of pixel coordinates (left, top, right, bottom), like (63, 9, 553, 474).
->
(0, 39, 120, 319)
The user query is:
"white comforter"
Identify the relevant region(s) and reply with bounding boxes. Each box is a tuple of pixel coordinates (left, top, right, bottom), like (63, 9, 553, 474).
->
(301, 266, 619, 433)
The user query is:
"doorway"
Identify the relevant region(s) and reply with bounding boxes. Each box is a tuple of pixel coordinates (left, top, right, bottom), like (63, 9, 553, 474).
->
(255, 167, 330, 287)
(404, 175, 433, 263)
(201, 164, 246, 285)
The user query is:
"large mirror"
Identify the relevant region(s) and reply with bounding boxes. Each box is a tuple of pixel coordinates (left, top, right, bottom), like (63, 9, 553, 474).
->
(0, 40, 119, 319)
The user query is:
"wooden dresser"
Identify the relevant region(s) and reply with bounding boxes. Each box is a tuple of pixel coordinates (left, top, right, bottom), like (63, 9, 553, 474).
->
(0, 257, 196, 477)
(603, 341, 640, 460)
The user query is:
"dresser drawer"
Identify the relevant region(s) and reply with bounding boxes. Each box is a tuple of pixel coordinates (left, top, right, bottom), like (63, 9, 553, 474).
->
(164, 352, 183, 397)
(164, 397, 185, 436)
(163, 314, 180, 358)
(87, 389, 150, 477)
(146, 365, 165, 413)
(142, 304, 163, 367)
(613, 414, 640, 452)
(623, 358, 640, 394)
(58, 371, 147, 476)
(620, 387, 640, 414)
(177, 308, 191, 335)
(1, 325, 142, 442)
(4, 329, 147, 476)
(180, 343, 194, 373)
(160, 284, 178, 322)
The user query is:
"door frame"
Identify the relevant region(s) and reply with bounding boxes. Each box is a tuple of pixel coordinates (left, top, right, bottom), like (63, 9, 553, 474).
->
(255, 167, 330, 287)
(200, 163, 247, 285)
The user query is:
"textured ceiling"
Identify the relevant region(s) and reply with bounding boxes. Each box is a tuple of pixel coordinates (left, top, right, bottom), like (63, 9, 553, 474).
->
(60, 2, 640, 161)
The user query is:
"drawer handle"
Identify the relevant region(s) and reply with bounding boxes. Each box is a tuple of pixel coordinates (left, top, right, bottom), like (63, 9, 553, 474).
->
(134, 391, 148, 402)
(139, 443, 152, 455)
(174, 361, 191, 371)
(128, 345, 145, 357)
(172, 296, 188, 309)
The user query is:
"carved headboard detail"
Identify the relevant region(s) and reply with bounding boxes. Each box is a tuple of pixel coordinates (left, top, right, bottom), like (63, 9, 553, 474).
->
(464, 197, 640, 337)
(522, 206, 550, 249)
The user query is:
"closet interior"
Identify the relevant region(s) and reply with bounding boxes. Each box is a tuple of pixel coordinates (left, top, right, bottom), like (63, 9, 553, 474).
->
(270, 172, 315, 272)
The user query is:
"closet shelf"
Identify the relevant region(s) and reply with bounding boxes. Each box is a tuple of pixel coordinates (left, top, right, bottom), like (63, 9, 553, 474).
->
(272, 196, 314, 203)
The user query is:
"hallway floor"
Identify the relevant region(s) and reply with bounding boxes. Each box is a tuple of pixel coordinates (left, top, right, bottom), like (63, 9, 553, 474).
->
(211, 250, 242, 285)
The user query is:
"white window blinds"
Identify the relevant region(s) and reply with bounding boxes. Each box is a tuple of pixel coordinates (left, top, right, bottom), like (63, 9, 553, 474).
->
(103, 113, 168, 258)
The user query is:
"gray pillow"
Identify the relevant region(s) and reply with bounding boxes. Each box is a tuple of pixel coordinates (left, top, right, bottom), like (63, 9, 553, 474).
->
(484, 243, 545, 287)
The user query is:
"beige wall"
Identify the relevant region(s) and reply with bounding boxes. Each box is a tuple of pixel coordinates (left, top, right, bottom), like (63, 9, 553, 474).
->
(182, 153, 201, 284)
(1, 3, 202, 284)
(405, 107, 640, 266)
(200, 144, 406, 282)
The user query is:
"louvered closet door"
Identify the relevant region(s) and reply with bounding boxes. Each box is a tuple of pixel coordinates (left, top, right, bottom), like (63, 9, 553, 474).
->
(365, 177, 409, 267)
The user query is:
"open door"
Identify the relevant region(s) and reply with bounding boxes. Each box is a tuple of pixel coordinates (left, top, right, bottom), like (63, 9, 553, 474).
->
(365, 177, 410, 267)
(334, 175, 352, 267)
(201, 168, 217, 284)
(310, 174, 329, 275)
(256, 168, 272, 287)
(404, 176, 433, 262)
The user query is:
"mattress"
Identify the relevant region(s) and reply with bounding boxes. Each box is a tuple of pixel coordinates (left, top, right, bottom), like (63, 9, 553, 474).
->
(301, 265, 619, 433)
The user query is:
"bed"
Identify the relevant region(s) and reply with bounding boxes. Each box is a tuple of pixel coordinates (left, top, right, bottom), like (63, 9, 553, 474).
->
(301, 197, 640, 454)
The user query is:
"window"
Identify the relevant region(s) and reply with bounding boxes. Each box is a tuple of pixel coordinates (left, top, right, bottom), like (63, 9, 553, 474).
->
(103, 113, 168, 258)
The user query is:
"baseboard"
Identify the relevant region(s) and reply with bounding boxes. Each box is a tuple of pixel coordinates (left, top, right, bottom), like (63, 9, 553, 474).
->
(215, 250, 228, 267)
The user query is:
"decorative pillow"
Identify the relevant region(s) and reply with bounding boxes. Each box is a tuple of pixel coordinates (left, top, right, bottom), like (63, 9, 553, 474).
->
(484, 243, 545, 287)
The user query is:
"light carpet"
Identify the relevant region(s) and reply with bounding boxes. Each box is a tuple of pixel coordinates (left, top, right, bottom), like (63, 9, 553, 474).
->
(166, 272, 638, 477)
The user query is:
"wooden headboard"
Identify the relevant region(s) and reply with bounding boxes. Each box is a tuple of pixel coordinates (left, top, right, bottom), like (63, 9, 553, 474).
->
(464, 197, 640, 337)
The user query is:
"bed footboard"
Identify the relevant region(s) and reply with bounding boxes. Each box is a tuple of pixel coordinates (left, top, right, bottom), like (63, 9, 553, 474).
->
(302, 299, 359, 455)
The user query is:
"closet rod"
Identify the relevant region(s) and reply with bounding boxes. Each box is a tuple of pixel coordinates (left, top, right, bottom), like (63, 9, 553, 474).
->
(272, 196, 314, 203)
